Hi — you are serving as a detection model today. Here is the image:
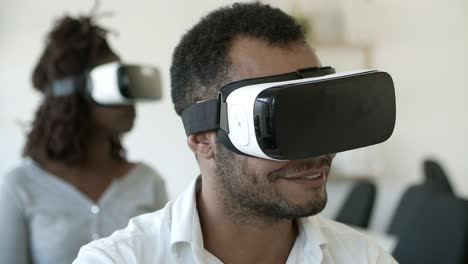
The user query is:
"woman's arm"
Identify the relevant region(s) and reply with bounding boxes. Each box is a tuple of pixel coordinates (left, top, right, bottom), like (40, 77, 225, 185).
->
(0, 180, 32, 264)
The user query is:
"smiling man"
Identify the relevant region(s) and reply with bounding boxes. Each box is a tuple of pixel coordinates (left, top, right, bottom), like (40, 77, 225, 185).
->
(74, 3, 396, 264)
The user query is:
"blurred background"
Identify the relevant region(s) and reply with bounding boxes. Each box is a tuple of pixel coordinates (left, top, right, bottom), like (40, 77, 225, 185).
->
(1, 0, 467, 262)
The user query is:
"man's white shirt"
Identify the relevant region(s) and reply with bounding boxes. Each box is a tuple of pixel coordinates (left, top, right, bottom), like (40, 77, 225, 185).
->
(73, 177, 397, 264)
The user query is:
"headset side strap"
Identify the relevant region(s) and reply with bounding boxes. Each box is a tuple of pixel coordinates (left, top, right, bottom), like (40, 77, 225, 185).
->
(47, 75, 86, 97)
(181, 99, 220, 136)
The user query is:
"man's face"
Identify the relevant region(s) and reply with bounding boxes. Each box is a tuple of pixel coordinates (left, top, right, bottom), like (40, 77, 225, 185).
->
(213, 36, 336, 220)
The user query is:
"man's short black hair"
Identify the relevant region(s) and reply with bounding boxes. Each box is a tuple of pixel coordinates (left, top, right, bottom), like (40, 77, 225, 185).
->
(170, 2, 306, 115)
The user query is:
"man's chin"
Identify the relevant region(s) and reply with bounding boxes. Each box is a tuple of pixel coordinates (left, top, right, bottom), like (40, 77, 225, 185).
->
(297, 203, 327, 218)
(282, 188, 327, 210)
(286, 195, 328, 218)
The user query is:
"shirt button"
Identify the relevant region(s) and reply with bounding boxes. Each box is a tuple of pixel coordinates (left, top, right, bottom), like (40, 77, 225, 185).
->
(92, 233, 100, 240)
(91, 205, 100, 214)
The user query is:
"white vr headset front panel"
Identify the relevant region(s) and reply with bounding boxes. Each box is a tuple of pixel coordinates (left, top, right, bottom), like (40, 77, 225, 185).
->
(225, 69, 375, 160)
(88, 62, 132, 105)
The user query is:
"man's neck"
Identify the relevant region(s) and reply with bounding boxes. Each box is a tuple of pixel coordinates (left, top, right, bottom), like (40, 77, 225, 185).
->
(196, 176, 298, 264)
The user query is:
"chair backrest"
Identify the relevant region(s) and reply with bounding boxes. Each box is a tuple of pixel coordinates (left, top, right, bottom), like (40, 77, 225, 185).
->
(335, 180, 376, 228)
(387, 184, 433, 236)
(423, 159, 454, 195)
(392, 196, 468, 264)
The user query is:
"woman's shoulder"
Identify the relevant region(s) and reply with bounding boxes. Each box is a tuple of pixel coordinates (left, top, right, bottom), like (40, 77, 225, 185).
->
(120, 161, 168, 205)
(131, 162, 161, 176)
(1, 160, 40, 188)
(0, 160, 44, 208)
(124, 161, 165, 184)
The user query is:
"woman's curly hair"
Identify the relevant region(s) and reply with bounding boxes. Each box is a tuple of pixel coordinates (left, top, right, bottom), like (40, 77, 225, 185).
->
(23, 15, 125, 167)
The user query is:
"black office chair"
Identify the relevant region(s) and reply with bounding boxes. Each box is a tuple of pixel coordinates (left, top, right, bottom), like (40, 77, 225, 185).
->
(392, 196, 468, 264)
(423, 159, 454, 195)
(387, 184, 433, 236)
(335, 180, 376, 228)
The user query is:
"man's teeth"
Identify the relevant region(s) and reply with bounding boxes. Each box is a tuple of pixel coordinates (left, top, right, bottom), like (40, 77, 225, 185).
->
(301, 173, 322, 179)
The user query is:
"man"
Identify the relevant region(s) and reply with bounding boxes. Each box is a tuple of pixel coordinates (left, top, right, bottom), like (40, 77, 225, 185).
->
(74, 3, 397, 263)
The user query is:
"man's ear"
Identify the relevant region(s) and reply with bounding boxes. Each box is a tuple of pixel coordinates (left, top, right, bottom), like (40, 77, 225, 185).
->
(187, 131, 216, 159)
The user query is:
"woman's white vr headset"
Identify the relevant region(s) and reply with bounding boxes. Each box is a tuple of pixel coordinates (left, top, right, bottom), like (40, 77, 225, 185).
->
(48, 62, 162, 105)
(181, 66, 396, 160)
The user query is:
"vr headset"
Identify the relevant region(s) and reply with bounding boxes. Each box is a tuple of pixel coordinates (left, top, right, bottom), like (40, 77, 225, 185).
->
(181, 66, 396, 160)
(48, 62, 162, 105)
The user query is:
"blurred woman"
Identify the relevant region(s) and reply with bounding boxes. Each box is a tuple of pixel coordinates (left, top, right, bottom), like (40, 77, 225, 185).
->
(0, 15, 168, 264)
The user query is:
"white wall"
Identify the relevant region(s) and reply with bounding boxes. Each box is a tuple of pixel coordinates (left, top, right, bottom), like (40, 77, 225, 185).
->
(1, 0, 467, 232)
(0, 0, 243, 199)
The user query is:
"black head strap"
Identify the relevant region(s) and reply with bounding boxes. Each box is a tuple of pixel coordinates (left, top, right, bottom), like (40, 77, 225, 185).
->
(46, 75, 87, 97)
(180, 66, 336, 136)
(181, 99, 220, 136)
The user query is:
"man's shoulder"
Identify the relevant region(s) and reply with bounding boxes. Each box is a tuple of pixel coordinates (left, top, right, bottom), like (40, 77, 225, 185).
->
(303, 214, 372, 246)
(303, 215, 397, 263)
(309, 214, 364, 237)
(92, 204, 172, 246)
(74, 202, 175, 263)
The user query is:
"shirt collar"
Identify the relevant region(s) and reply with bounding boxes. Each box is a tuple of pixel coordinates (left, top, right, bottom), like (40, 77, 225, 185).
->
(170, 176, 201, 246)
(294, 215, 329, 262)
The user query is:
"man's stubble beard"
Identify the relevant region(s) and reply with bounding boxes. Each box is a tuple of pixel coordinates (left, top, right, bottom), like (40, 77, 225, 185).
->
(213, 144, 328, 227)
